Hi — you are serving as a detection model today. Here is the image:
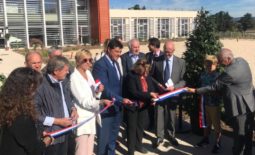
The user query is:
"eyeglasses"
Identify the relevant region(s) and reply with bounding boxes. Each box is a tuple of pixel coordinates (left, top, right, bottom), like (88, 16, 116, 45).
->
(82, 58, 93, 63)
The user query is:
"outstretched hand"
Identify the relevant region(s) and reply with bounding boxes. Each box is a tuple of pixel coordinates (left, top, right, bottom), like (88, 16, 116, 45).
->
(42, 132, 54, 147)
(150, 92, 158, 98)
(101, 99, 113, 107)
(122, 98, 133, 105)
(186, 87, 196, 93)
(97, 84, 104, 93)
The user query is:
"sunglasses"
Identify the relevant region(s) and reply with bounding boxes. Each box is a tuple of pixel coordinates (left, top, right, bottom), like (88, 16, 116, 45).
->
(82, 58, 93, 63)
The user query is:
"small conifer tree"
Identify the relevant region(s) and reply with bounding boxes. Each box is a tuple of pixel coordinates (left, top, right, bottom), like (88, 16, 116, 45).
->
(183, 8, 222, 134)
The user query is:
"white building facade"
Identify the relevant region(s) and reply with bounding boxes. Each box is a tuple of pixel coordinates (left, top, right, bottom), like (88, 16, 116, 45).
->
(110, 9, 197, 42)
(0, 0, 90, 48)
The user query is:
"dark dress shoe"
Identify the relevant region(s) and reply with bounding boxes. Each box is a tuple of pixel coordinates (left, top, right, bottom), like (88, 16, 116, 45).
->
(153, 138, 163, 148)
(135, 147, 148, 154)
(211, 142, 221, 153)
(169, 137, 179, 146)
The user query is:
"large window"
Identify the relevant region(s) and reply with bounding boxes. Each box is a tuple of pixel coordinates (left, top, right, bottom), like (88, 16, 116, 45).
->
(45, 0, 57, 14)
(178, 18, 189, 37)
(158, 18, 170, 39)
(77, 0, 86, 11)
(111, 18, 123, 39)
(77, 0, 90, 44)
(134, 18, 148, 41)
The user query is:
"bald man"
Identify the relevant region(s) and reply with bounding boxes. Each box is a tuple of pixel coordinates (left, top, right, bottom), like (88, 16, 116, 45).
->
(150, 40, 186, 148)
(24, 51, 42, 72)
(188, 48, 255, 155)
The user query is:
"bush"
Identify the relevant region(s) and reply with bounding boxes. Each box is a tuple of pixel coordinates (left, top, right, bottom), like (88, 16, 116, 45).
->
(0, 74, 6, 90)
(30, 38, 44, 50)
(183, 8, 222, 135)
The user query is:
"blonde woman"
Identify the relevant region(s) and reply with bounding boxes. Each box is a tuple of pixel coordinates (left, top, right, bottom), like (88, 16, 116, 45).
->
(70, 50, 112, 155)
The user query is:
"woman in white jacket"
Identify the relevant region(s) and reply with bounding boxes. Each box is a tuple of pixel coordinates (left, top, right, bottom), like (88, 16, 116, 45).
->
(70, 50, 112, 155)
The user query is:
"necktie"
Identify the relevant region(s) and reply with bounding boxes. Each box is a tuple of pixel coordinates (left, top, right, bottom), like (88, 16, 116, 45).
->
(112, 60, 120, 80)
(164, 59, 170, 83)
(59, 82, 69, 118)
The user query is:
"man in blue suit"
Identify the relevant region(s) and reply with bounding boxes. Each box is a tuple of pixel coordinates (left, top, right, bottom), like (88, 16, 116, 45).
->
(92, 38, 133, 155)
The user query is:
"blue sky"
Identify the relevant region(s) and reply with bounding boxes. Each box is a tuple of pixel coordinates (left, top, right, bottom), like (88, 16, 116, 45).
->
(110, 0, 255, 17)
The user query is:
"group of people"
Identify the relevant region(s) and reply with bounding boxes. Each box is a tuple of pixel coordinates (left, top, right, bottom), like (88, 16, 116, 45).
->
(0, 37, 254, 155)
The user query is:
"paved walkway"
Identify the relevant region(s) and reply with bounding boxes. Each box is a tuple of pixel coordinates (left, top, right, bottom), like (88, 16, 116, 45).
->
(115, 126, 255, 155)
(0, 49, 25, 76)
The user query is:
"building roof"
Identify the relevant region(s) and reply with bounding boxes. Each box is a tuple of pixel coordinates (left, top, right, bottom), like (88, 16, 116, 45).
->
(110, 9, 197, 18)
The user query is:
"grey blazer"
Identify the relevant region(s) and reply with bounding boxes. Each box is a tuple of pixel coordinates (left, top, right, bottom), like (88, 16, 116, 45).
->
(197, 57, 255, 117)
(150, 55, 186, 92)
(121, 51, 145, 77)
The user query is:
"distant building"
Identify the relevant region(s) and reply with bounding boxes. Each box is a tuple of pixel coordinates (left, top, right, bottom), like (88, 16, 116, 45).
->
(0, 0, 109, 48)
(110, 9, 197, 42)
(0, 0, 197, 48)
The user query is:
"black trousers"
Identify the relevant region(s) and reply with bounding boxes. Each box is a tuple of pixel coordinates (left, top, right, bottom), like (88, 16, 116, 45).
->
(45, 141, 68, 155)
(45, 134, 75, 155)
(126, 108, 148, 155)
(232, 112, 254, 155)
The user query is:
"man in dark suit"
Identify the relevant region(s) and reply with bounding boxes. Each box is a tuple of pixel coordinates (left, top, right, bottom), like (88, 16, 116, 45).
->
(188, 48, 255, 155)
(92, 39, 133, 155)
(145, 37, 164, 131)
(145, 37, 164, 65)
(151, 40, 186, 148)
(121, 39, 145, 77)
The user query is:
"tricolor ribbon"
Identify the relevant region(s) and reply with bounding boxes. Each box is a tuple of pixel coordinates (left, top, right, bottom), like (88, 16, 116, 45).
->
(153, 87, 187, 102)
(199, 95, 207, 128)
(45, 99, 114, 138)
(95, 79, 101, 91)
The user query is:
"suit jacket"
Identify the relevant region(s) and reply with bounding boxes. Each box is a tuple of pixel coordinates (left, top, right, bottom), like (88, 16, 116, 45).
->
(145, 51, 164, 64)
(35, 74, 75, 144)
(92, 55, 123, 114)
(125, 71, 156, 111)
(0, 115, 45, 155)
(151, 55, 186, 93)
(197, 57, 255, 117)
(121, 51, 145, 77)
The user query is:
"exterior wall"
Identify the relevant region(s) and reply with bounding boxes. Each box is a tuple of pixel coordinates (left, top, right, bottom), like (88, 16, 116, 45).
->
(90, 0, 110, 44)
(0, 0, 93, 48)
(110, 9, 197, 42)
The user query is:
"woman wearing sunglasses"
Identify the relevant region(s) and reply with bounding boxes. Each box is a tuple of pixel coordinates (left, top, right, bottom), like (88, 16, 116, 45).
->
(70, 50, 112, 155)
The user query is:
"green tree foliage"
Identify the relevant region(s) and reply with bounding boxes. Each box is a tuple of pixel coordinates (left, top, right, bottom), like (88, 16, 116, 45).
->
(238, 13, 254, 32)
(128, 4, 146, 10)
(211, 11, 234, 32)
(133, 4, 140, 10)
(184, 9, 222, 87)
(0, 74, 6, 91)
(183, 8, 222, 134)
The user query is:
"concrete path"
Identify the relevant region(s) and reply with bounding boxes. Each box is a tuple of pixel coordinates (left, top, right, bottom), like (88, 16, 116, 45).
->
(115, 126, 255, 155)
(0, 49, 25, 76)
